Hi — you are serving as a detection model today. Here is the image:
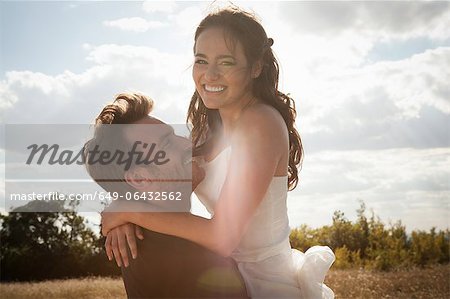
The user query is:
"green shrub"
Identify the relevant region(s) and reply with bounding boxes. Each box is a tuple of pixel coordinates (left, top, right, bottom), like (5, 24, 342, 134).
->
(289, 201, 449, 271)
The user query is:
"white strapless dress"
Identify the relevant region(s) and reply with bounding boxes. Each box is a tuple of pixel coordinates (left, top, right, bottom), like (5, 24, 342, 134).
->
(195, 147, 335, 298)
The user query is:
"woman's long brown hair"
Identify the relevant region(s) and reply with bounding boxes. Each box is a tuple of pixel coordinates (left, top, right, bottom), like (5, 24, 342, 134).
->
(187, 7, 304, 190)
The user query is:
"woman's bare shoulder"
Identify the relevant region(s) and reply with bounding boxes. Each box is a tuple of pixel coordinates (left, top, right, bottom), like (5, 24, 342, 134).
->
(237, 103, 286, 131)
(233, 103, 288, 146)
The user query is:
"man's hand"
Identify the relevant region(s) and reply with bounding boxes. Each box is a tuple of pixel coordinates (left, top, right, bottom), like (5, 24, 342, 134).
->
(105, 223, 144, 267)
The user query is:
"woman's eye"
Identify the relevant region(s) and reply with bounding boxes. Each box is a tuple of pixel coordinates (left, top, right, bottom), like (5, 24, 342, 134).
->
(220, 61, 235, 66)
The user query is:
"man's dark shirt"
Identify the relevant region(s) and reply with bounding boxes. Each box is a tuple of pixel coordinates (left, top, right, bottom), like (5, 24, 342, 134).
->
(121, 229, 249, 298)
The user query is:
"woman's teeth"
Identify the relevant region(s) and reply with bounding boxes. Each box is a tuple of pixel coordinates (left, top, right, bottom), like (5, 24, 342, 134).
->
(204, 85, 225, 92)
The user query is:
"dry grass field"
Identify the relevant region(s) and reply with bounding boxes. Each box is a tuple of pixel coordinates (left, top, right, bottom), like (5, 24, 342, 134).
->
(0, 265, 448, 299)
(325, 264, 450, 299)
(0, 276, 126, 299)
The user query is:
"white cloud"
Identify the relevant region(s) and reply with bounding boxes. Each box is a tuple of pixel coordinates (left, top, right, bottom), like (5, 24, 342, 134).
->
(0, 44, 194, 124)
(288, 148, 450, 232)
(103, 17, 166, 32)
(366, 47, 450, 116)
(84, 43, 191, 85)
(271, 2, 450, 105)
(5, 70, 73, 96)
(279, 1, 450, 40)
(167, 4, 206, 38)
(280, 44, 450, 149)
(300, 148, 450, 195)
(142, 1, 178, 14)
(254, 2, 450, 153)
(0, 82, 18, 112)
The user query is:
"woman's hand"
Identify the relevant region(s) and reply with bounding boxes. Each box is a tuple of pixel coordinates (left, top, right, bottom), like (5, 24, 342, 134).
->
(105, 223, 144, 267)
(101, 210, 128, 236)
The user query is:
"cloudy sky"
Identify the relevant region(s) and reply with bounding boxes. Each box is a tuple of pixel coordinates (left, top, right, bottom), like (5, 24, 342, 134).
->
(1, 1, 449, 232)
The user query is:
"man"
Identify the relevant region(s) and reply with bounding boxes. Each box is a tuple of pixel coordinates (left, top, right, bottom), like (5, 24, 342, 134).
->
(83, 93, 248, 298)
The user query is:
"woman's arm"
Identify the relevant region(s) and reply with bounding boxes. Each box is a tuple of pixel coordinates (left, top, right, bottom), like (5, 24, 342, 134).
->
(101, 205, 227, 254)
(209, 106, 288, 254)
(102, 106, 287, 256)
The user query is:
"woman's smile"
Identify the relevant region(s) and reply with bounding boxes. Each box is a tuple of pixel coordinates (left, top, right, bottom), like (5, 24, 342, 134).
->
(193, 27, 253, 111)
(203, 84, 227, 93)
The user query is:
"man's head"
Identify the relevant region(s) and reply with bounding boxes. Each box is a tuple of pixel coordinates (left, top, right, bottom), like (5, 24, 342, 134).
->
(84, 93, 198, 209)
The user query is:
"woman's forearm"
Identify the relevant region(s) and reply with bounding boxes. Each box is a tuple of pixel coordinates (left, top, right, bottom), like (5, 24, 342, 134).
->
(124, 211, 232, 256)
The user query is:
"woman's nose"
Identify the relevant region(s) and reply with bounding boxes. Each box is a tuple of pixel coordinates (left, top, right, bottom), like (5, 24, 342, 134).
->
(205, 65, 220, 81)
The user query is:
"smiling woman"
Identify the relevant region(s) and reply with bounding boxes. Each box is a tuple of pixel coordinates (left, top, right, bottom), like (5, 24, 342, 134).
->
(186, 8, 336, 298)
(192, 27, 255, 111)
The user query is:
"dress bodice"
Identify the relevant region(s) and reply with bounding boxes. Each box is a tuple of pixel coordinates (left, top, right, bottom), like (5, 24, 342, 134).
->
(194, 146, 335, 298)
(194, 146, 291, 262)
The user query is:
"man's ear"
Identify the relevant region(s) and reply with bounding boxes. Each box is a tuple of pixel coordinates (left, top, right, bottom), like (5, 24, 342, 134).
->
(124, 167, 150, 190)
(251, 60, 263, 79)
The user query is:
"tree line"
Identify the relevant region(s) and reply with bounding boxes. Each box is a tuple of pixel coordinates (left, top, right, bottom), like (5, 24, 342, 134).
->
(0, 199, 119, 281)
(289, 202, 449, 270)
(1, 200, 448, 281)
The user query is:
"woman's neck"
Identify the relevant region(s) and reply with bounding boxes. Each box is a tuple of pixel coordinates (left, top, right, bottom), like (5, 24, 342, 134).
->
(219, 93, 258, 140)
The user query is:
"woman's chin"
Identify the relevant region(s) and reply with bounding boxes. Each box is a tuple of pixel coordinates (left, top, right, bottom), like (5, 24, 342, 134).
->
(201, 98, 221, 110)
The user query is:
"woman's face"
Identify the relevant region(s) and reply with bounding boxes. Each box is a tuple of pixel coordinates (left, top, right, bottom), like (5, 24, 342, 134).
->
(192, 27, 253, 110)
